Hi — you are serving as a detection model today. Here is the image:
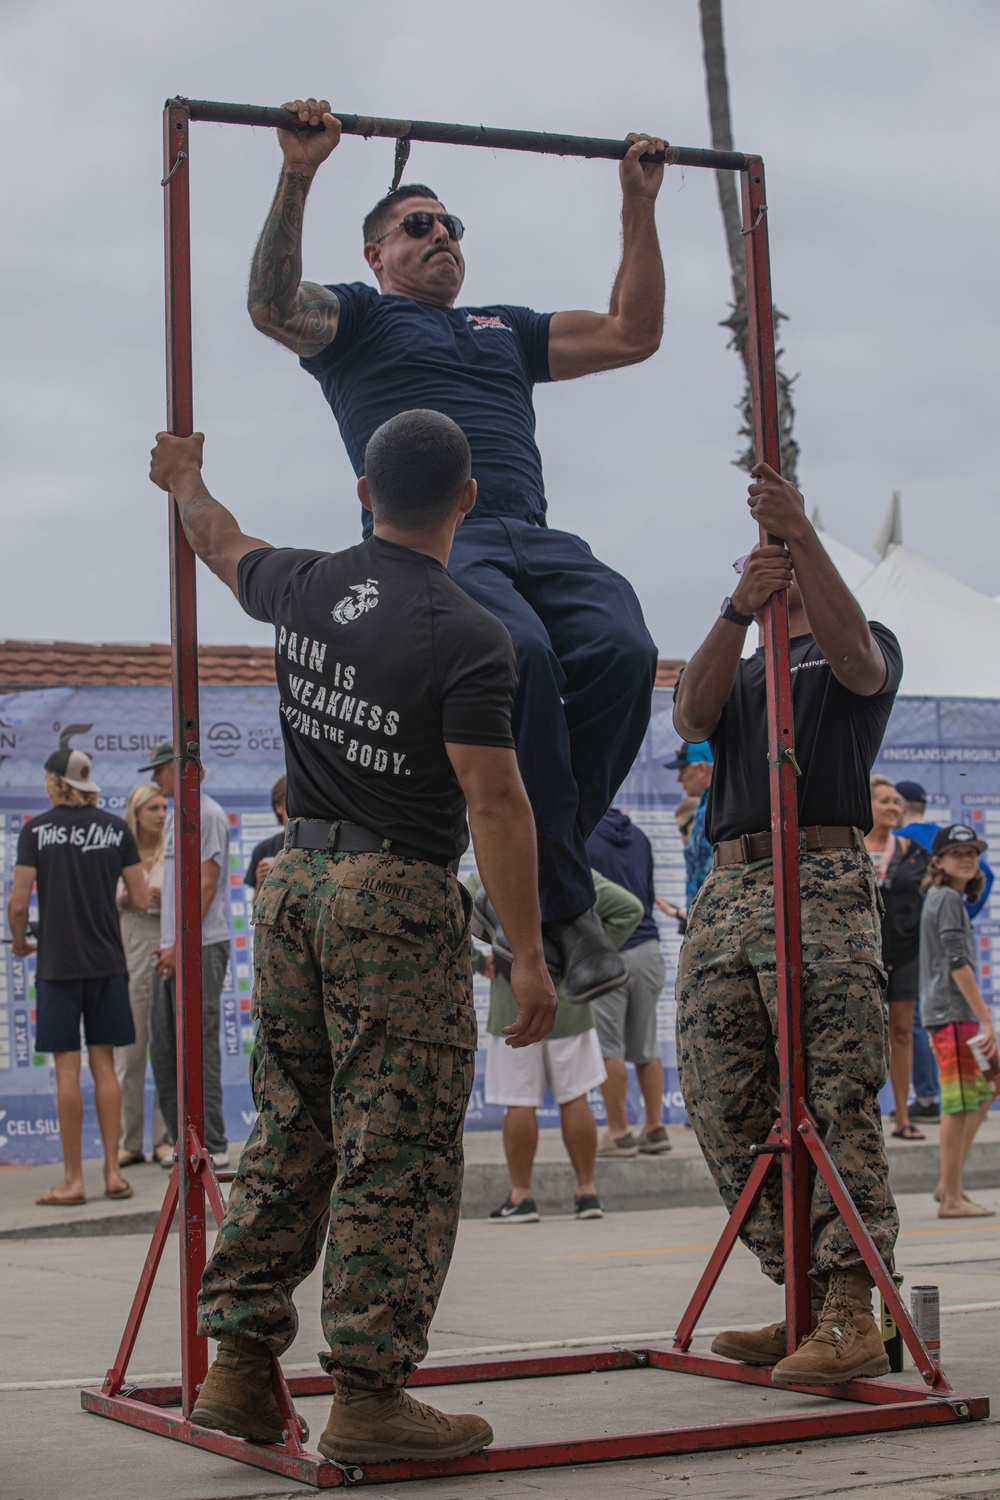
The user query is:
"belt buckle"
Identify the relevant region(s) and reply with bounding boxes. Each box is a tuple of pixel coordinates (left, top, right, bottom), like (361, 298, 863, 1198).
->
(740, 834, 753, 863)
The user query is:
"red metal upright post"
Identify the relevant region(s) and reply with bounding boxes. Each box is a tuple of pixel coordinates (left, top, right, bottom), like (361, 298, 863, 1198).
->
(162, 98, 209, 1413)
(740, 158, 812, 1349)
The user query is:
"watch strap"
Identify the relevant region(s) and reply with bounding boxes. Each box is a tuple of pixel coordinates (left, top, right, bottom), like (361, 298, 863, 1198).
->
(720, 596, 754, 628)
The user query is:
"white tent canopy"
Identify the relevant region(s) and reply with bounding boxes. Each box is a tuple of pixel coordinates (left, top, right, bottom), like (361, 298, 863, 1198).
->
(740, 498, 997, 693)
(814, 526, 876, 592)
(809, 493, 1000, 698)
(853, 543, 1000, 698)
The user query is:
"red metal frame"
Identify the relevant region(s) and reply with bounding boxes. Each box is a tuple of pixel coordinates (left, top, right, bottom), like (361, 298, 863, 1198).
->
(80, 100, 988, 1486)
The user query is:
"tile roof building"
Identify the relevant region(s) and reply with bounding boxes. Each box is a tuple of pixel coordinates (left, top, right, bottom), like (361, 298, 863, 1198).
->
(0, 640, 684, 692)
(0, 640, 276, 689)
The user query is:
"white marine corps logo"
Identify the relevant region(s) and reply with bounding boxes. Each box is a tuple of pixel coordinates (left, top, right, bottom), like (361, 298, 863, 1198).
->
(332, 578, 379, 625)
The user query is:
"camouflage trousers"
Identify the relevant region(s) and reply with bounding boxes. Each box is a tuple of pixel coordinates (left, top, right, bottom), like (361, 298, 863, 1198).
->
(198, 846, 476, 1390)
(676, 843, 898, 1282)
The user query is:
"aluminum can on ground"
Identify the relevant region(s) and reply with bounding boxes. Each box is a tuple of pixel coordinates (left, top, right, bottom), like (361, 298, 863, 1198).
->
(910, 1285, 940, 1364)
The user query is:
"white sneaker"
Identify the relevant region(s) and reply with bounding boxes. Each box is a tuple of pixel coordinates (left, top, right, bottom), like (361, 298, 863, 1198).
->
(211, 1152, 231, 1170)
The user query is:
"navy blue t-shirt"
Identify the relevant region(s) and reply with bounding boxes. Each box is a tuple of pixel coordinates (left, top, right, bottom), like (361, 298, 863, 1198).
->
(300, 283, 553, 533)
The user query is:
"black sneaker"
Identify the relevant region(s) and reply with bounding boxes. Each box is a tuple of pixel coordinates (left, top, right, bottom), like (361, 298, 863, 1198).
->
(489, 1195, 540, 1224)
(574, 1193, 604, 1220)
(909, 1099, 941, 1120)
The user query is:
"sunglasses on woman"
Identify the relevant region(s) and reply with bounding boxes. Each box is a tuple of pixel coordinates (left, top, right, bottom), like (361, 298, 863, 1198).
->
(373, 211, 465, 245)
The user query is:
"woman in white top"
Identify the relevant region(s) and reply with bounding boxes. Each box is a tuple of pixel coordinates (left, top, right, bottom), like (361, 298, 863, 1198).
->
(116, 783, 169, 1165)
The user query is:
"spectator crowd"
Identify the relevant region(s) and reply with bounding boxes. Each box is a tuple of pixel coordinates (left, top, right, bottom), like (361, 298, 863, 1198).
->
(4, 746, 995, 1226)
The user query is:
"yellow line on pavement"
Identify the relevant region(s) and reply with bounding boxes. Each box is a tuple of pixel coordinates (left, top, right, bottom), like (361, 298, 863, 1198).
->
(542, 1243, 716, 1261)
(542, 1220, 999, 1262)
(898, 1222, 1000, 1237)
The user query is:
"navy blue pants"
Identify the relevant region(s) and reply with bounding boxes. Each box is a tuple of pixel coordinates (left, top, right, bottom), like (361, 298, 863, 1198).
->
(448, 517, 657, 923)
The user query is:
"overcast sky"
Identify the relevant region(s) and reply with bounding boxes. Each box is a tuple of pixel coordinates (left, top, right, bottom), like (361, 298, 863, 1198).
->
(2, 0, 997, 659)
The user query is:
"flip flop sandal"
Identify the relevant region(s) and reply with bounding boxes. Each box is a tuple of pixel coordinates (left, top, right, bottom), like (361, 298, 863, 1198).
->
(891, 1124, 925, 1140)
(36, 1188, 87, 1206)
(105, 1180, 133, 1200)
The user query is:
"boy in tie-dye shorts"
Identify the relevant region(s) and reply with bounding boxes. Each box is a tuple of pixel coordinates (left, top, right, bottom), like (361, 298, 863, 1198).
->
(918, 824, 997, 1219)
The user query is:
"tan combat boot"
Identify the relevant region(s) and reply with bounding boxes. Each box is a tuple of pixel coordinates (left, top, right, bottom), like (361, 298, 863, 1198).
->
(192, 1334, 304, 1443)
(318, 1378, 493, 1463)
(711, 1282, 825, 1365)
(770, 1269, 890, 1387)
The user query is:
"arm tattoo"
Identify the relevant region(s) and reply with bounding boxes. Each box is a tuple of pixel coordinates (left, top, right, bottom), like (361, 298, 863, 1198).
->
(248, 170, 340, 357)
(178, 491, 224, 527)
(177, 491, 230, 557)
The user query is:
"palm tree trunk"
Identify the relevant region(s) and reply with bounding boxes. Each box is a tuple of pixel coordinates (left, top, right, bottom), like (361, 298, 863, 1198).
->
(699, 0, 800, 484)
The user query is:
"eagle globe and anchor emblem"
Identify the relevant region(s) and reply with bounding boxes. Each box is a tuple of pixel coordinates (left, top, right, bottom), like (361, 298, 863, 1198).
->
(332, 578, 380, 625)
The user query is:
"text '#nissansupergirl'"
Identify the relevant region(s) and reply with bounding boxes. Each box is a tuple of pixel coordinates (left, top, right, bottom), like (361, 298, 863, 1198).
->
(277, 627, 407, 777)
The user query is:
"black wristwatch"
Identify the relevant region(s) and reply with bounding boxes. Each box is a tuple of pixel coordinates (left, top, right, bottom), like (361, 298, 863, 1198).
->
(720, 596, 754, 628)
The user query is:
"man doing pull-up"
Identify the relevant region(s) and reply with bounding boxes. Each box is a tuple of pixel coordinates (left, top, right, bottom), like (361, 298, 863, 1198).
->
(247, 97, 665, 1003)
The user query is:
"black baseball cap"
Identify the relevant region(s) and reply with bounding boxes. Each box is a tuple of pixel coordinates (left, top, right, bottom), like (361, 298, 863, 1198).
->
(138, 740, 174, 773)
(931, 823, 987, 857)
(895, 780, 927, 805)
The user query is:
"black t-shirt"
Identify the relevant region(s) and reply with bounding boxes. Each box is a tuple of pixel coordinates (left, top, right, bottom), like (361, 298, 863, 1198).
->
(238, 535, 518, 862)
(16, 806, 140, 981)
(244, 830, 285, 889)
(700, 623, 903, 844)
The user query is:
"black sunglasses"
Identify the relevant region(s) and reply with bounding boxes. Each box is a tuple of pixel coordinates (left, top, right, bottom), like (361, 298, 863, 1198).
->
(373, 211, 465, 245)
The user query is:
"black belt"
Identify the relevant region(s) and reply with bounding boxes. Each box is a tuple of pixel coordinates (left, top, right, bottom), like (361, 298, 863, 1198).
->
(287, 818, 459, 872)
(713, 825, 860, 868)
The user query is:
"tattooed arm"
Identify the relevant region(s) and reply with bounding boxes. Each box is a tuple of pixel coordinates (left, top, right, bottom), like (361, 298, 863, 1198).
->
(248, 98, 343, 358)
(149, 433, 271, 598)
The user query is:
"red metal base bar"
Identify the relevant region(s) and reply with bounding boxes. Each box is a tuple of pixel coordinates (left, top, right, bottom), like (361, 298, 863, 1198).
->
(81, 1348, 988, 1489)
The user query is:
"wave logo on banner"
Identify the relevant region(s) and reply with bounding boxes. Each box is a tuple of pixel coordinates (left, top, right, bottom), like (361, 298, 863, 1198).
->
(207, 722, 242, 759)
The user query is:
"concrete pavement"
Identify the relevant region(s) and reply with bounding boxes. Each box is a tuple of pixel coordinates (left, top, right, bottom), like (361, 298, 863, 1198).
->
(2, 1186, 999, 1499)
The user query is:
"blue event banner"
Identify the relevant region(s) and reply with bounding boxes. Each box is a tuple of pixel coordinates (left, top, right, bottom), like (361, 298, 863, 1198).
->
(0, 685, 997, 1164)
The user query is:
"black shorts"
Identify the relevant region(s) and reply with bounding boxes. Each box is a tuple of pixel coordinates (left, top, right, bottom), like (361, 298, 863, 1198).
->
(35, 974, 135, 1053)
(885, 955, 919, 1003)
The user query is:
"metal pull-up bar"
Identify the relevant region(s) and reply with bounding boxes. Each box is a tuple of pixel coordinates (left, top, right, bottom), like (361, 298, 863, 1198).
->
(172, 96, 749, 172)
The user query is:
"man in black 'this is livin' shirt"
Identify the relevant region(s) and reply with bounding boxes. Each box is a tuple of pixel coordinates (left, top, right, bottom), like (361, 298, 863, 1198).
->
(672, 462, 903, 1390)
(149, 409, 557, 1466)
(6, 748, 149, 1206)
